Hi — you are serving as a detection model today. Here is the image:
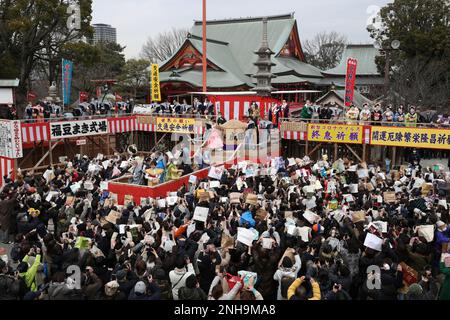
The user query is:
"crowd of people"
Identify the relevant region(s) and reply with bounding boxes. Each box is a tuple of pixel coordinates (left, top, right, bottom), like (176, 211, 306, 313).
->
(0, 146, 450, 301)
(294, 100, 450, 127)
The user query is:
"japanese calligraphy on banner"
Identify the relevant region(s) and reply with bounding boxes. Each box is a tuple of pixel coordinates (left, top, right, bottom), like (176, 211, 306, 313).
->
(156, 117, 195, 134)
(344, 58, 358, 107)
(50, 119, 108, 140)
(62, 59, 73, 106)
(371, 126, 450, 150)
(151, 64, 161, 102)
(308, 124, 363, 144)
(0, 120, 23, 158)
(280, 121, 308, 133)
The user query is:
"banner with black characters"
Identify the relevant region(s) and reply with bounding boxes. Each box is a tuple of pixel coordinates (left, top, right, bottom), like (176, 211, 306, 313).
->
(50, 119, 108, 140)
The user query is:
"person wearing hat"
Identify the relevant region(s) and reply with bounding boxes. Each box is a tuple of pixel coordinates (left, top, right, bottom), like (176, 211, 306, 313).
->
(128, 278, 161, 300)
(435, 221, 450, 253)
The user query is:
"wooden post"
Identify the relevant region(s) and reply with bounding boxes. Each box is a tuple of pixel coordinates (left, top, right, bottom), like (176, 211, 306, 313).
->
(202, 0, 207, 93)
(334, 143, 338, 162)
(392, 146, 397, 167)
(362, 143, 367, 163)
(49, 139, 53, 166)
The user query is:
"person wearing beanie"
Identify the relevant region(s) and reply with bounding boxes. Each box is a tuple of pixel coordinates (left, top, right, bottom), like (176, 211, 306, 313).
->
(178, 274, 207, 300)
(274, 248, 302, 300)
(406, 283, 424, 300)
(128, 278, 161, 300)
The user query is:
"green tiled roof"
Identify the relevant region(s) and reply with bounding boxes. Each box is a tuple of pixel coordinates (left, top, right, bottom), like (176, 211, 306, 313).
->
(160, 14, 324, 89)
(324, 44, 380, 76)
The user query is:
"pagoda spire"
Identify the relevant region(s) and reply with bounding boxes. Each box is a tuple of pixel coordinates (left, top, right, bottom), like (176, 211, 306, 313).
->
(252, 17, 276, 97)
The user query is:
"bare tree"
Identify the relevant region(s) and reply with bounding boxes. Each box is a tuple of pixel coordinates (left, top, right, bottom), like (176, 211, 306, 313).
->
(141, 28, 189, 63)
(390, 57, 450, 110)
(303, 31, 347, 71)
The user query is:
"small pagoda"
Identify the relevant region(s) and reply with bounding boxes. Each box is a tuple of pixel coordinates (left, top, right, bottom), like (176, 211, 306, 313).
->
(252, 17, 276, 97)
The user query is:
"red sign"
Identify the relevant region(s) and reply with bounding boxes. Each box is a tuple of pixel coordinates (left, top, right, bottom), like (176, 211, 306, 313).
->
(76, 139, 87, 146)
(344, 58, 358, 107)
(79, 92, 89, 102)
(27, 92, 37, 102)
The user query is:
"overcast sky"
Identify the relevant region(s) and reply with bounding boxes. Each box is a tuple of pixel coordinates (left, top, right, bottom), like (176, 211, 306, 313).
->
(92, 0, 392, 59)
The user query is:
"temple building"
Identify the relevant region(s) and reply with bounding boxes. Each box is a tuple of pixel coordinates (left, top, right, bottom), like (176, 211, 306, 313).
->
(159, 13, 383, 102)
(159, 13, 324, 100)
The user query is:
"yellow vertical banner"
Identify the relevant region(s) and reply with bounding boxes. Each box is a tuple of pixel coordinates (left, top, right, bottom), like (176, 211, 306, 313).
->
(151, 64, 161, 102)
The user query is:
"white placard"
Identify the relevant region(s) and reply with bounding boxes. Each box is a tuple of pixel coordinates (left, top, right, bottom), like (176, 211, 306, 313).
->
(70, 182, 81, 194)
(364, 233, 383, 252)
(119, 225, 126, 234)
(349, 184, 359, 193)
(262, 238, 273, 249)
(208, 166, 224, 180)
(303, 210, 320, 224)
(237, 227, 255, 247)
(220, 197, 228, 203)
(45, 191, 59, 202)
(120, 161, 129, 169)
(372, 221, 388, 233)
(166, 196, 178, 206)
(286, 225, 296, 236)
(439, 200, 448, 209)
(209, 181, 220, 189)
(102, 160, 110, 170)
(298, 227, 310, 242)
(415, 225, 435, 243)
(343, 194, 355, 203)
(400, 176, 408, 184)
(189, 175, 197, 184)
(357, 169, 369, 178)
(84, 181, 94, 190)
(50, 119, 108, 140)
(100, 181, 108, 190)
(193, 207, 209, 222)
(157, 199, 166, 208)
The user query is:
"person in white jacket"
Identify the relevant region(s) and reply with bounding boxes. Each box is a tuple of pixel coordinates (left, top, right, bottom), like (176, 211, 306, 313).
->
(273, 249, 302, 300)
(169, 257, 195, 300)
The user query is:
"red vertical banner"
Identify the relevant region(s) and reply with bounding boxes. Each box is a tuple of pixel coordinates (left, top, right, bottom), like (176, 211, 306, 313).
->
(79, 92, 88, 102)
(96, 87, 102, 99)
(344, 58, 358, 107)
(27, 92, 37, 102)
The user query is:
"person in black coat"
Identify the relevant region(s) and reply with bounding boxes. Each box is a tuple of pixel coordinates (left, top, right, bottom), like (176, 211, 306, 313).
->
(197, 242, 222, 294)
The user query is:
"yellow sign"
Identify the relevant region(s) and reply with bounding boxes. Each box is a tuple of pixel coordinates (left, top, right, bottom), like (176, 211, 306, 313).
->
(308, 124, 363, 144)
(156, 117, 195, 134)
(371, 126, 450, 150)
(151, 64, 161, 102)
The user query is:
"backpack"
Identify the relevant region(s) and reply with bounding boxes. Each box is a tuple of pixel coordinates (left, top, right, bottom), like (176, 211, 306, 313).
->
(280, 276, 296, 299)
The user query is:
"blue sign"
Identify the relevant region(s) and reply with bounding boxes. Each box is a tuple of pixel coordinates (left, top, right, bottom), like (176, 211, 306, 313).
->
(62, 59, 73, 106)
